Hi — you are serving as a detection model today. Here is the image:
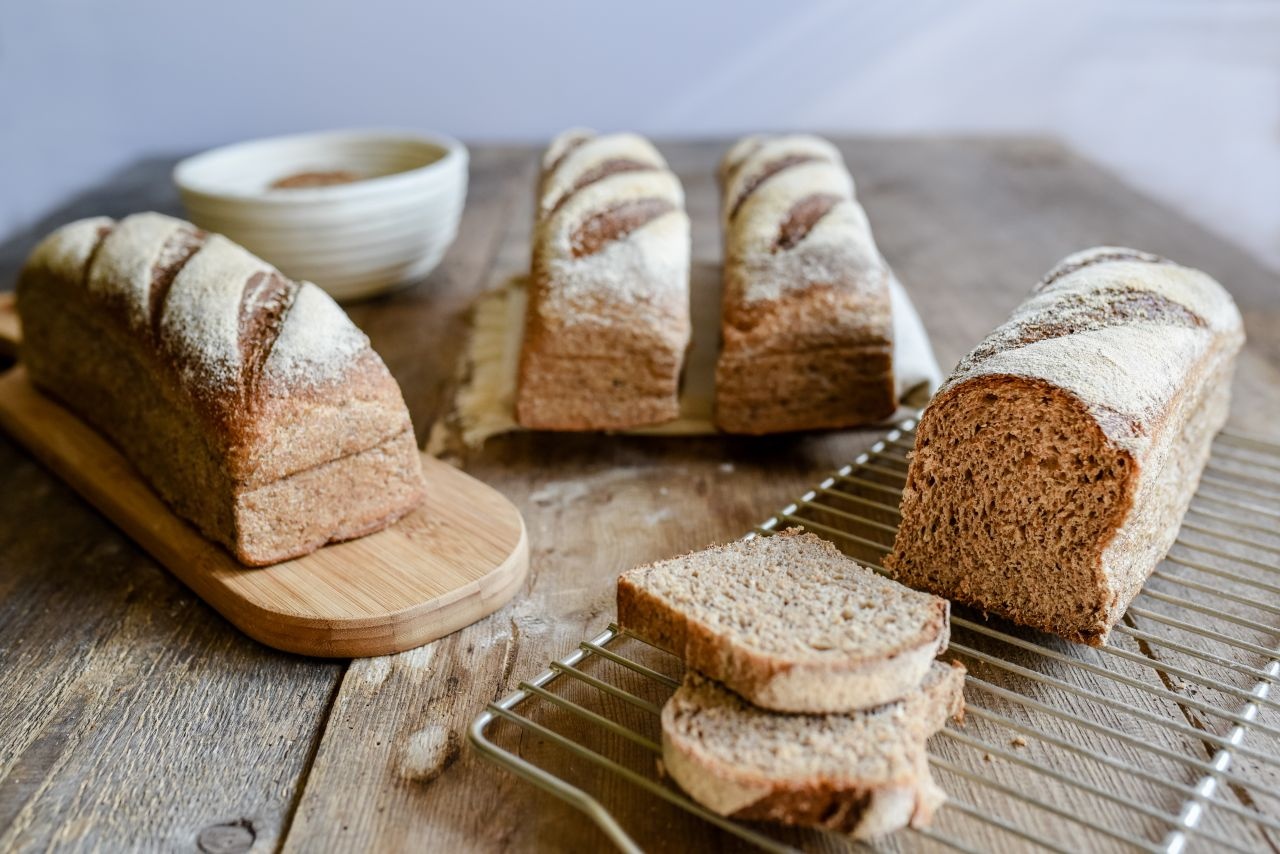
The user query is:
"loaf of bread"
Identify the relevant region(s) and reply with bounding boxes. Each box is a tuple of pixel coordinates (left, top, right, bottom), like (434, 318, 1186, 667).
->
(715, 135, 895, 434)
(618, 529, 949, 713)
(662, 661, 965, 838)
(516, 129, 691, 430)
(885, 248, 1244, 645)
(17, 213, 426, 566)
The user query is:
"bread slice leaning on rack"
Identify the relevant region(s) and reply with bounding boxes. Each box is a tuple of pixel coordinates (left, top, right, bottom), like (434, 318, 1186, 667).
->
(17, 213, 425, 566)
(715, 135, 895, 434)
(618, 529, 949, 713)
(516, 129, 691, 431)
(885, 247, 1245, 645)
(662, 660, 965, 838)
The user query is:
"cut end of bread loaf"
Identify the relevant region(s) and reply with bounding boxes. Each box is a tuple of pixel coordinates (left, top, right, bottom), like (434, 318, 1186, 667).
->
(619, 529, 949, 712)
(661, 661, 965, 839)
(886, 377, 1134, 645)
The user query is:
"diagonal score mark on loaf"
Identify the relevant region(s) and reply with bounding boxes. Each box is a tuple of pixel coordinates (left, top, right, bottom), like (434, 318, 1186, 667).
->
(718, 138, 765, 186)
(147, 226, 207, 336)
(728, 154, 823, 220)
(569, 198, 676, 258)
(773, 193, 842, 253)
(959, 286, 1208, 371)
(542, 131, 592, 177)
(549, 158, 658, 215)
(236, 270, 300, 403)
(78, 223, 117, 289)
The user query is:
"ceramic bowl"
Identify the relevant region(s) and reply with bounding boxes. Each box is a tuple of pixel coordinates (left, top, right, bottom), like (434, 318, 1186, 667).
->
(174, 129, 468, 300)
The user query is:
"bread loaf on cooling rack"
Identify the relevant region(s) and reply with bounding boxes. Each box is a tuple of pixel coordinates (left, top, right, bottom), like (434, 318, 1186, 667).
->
(516, 129, 691, 430)
(885, 248, 1244, 645)
(17, 213, 425, 566)
(715, 135, 895, 434)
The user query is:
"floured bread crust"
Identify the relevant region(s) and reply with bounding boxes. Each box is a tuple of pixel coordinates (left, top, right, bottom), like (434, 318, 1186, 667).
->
(17, 213, 425, 565)
(886, 248, 1244, 644)
(715, 135, 895, 434)
(517, 129, 691, 431)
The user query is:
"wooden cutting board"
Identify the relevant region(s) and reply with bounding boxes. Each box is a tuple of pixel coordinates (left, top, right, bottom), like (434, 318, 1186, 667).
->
(0, 297, 527, 657)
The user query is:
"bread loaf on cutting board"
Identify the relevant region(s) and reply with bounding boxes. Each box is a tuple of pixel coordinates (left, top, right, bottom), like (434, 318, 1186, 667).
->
(715, 135, 895, 434)
(885, 248, 1244, 645)
(17, 213, 425, 566)
(516, 129, 691, 431)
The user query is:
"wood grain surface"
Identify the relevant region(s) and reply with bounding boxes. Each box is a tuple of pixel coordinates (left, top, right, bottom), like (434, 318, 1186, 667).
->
(0, 139, 1276, 853)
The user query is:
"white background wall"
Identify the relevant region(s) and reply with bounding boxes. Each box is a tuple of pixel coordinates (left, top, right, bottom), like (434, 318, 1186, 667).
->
(2, 0, 1277, 270)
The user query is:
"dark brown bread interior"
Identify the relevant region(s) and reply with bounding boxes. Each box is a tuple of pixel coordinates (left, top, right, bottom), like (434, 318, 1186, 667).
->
(888, 377, 1136, 644)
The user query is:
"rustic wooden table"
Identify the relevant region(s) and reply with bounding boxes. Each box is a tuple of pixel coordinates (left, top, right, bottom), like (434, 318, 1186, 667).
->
(0, 138, 1276, 853)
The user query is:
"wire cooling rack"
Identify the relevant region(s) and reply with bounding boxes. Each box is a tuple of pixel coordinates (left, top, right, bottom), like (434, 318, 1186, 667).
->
(471, 422, 1280, 853)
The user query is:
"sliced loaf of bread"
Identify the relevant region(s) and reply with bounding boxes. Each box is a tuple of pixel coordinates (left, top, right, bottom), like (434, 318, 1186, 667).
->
(617, 529, 949, 713)
(662, 660, 966, 838)
(884, 248, 1244, 645)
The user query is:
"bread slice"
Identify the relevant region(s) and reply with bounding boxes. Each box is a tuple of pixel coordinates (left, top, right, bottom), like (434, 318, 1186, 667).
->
(661, 661, 966, 838)
(617, 530, 949, 713)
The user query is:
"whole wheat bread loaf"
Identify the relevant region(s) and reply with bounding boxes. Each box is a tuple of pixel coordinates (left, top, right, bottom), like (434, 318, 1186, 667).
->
(618, 529, 949, 713)
(885, 248, 1244, 645)
(516, 129, 691, 430)
(715, 135, 895, 434)
(662, 661, 965, 838)
(17, 213, 425, 566)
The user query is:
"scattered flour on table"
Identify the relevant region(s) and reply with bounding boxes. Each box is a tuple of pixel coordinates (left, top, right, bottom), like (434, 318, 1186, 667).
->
(397, 725, 460, 783)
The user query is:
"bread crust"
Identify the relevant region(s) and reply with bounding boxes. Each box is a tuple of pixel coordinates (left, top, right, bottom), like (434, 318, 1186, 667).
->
(715, 136, 895, 434)
(886, 248, 1244, 644)
(17, 213, 425, 566)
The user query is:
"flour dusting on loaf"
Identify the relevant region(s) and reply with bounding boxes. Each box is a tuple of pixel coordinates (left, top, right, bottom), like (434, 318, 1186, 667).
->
(161, 234, 270, 392)
(941, 248, 1243, 458)
(536, 167, 688, 327)
(265, 281, 371, 388)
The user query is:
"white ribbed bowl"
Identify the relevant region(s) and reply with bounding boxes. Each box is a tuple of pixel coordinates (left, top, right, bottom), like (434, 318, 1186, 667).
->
(173, 130, 468, 300)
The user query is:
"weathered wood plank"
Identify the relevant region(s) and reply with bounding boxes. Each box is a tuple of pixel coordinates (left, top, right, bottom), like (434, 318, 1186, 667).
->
(0, 433, 344, 852)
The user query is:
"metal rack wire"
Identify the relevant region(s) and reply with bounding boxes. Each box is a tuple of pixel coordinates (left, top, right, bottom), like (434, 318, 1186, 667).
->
(471, 422, 1280, 852)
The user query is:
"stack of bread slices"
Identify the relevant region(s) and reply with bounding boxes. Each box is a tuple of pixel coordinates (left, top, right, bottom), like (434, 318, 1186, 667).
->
(617, 529, 963, 840)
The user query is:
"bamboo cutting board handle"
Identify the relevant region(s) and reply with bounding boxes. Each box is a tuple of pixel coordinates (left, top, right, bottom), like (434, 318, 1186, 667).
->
(0, 362, 528, 657)
(0, 292, 18, 358)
